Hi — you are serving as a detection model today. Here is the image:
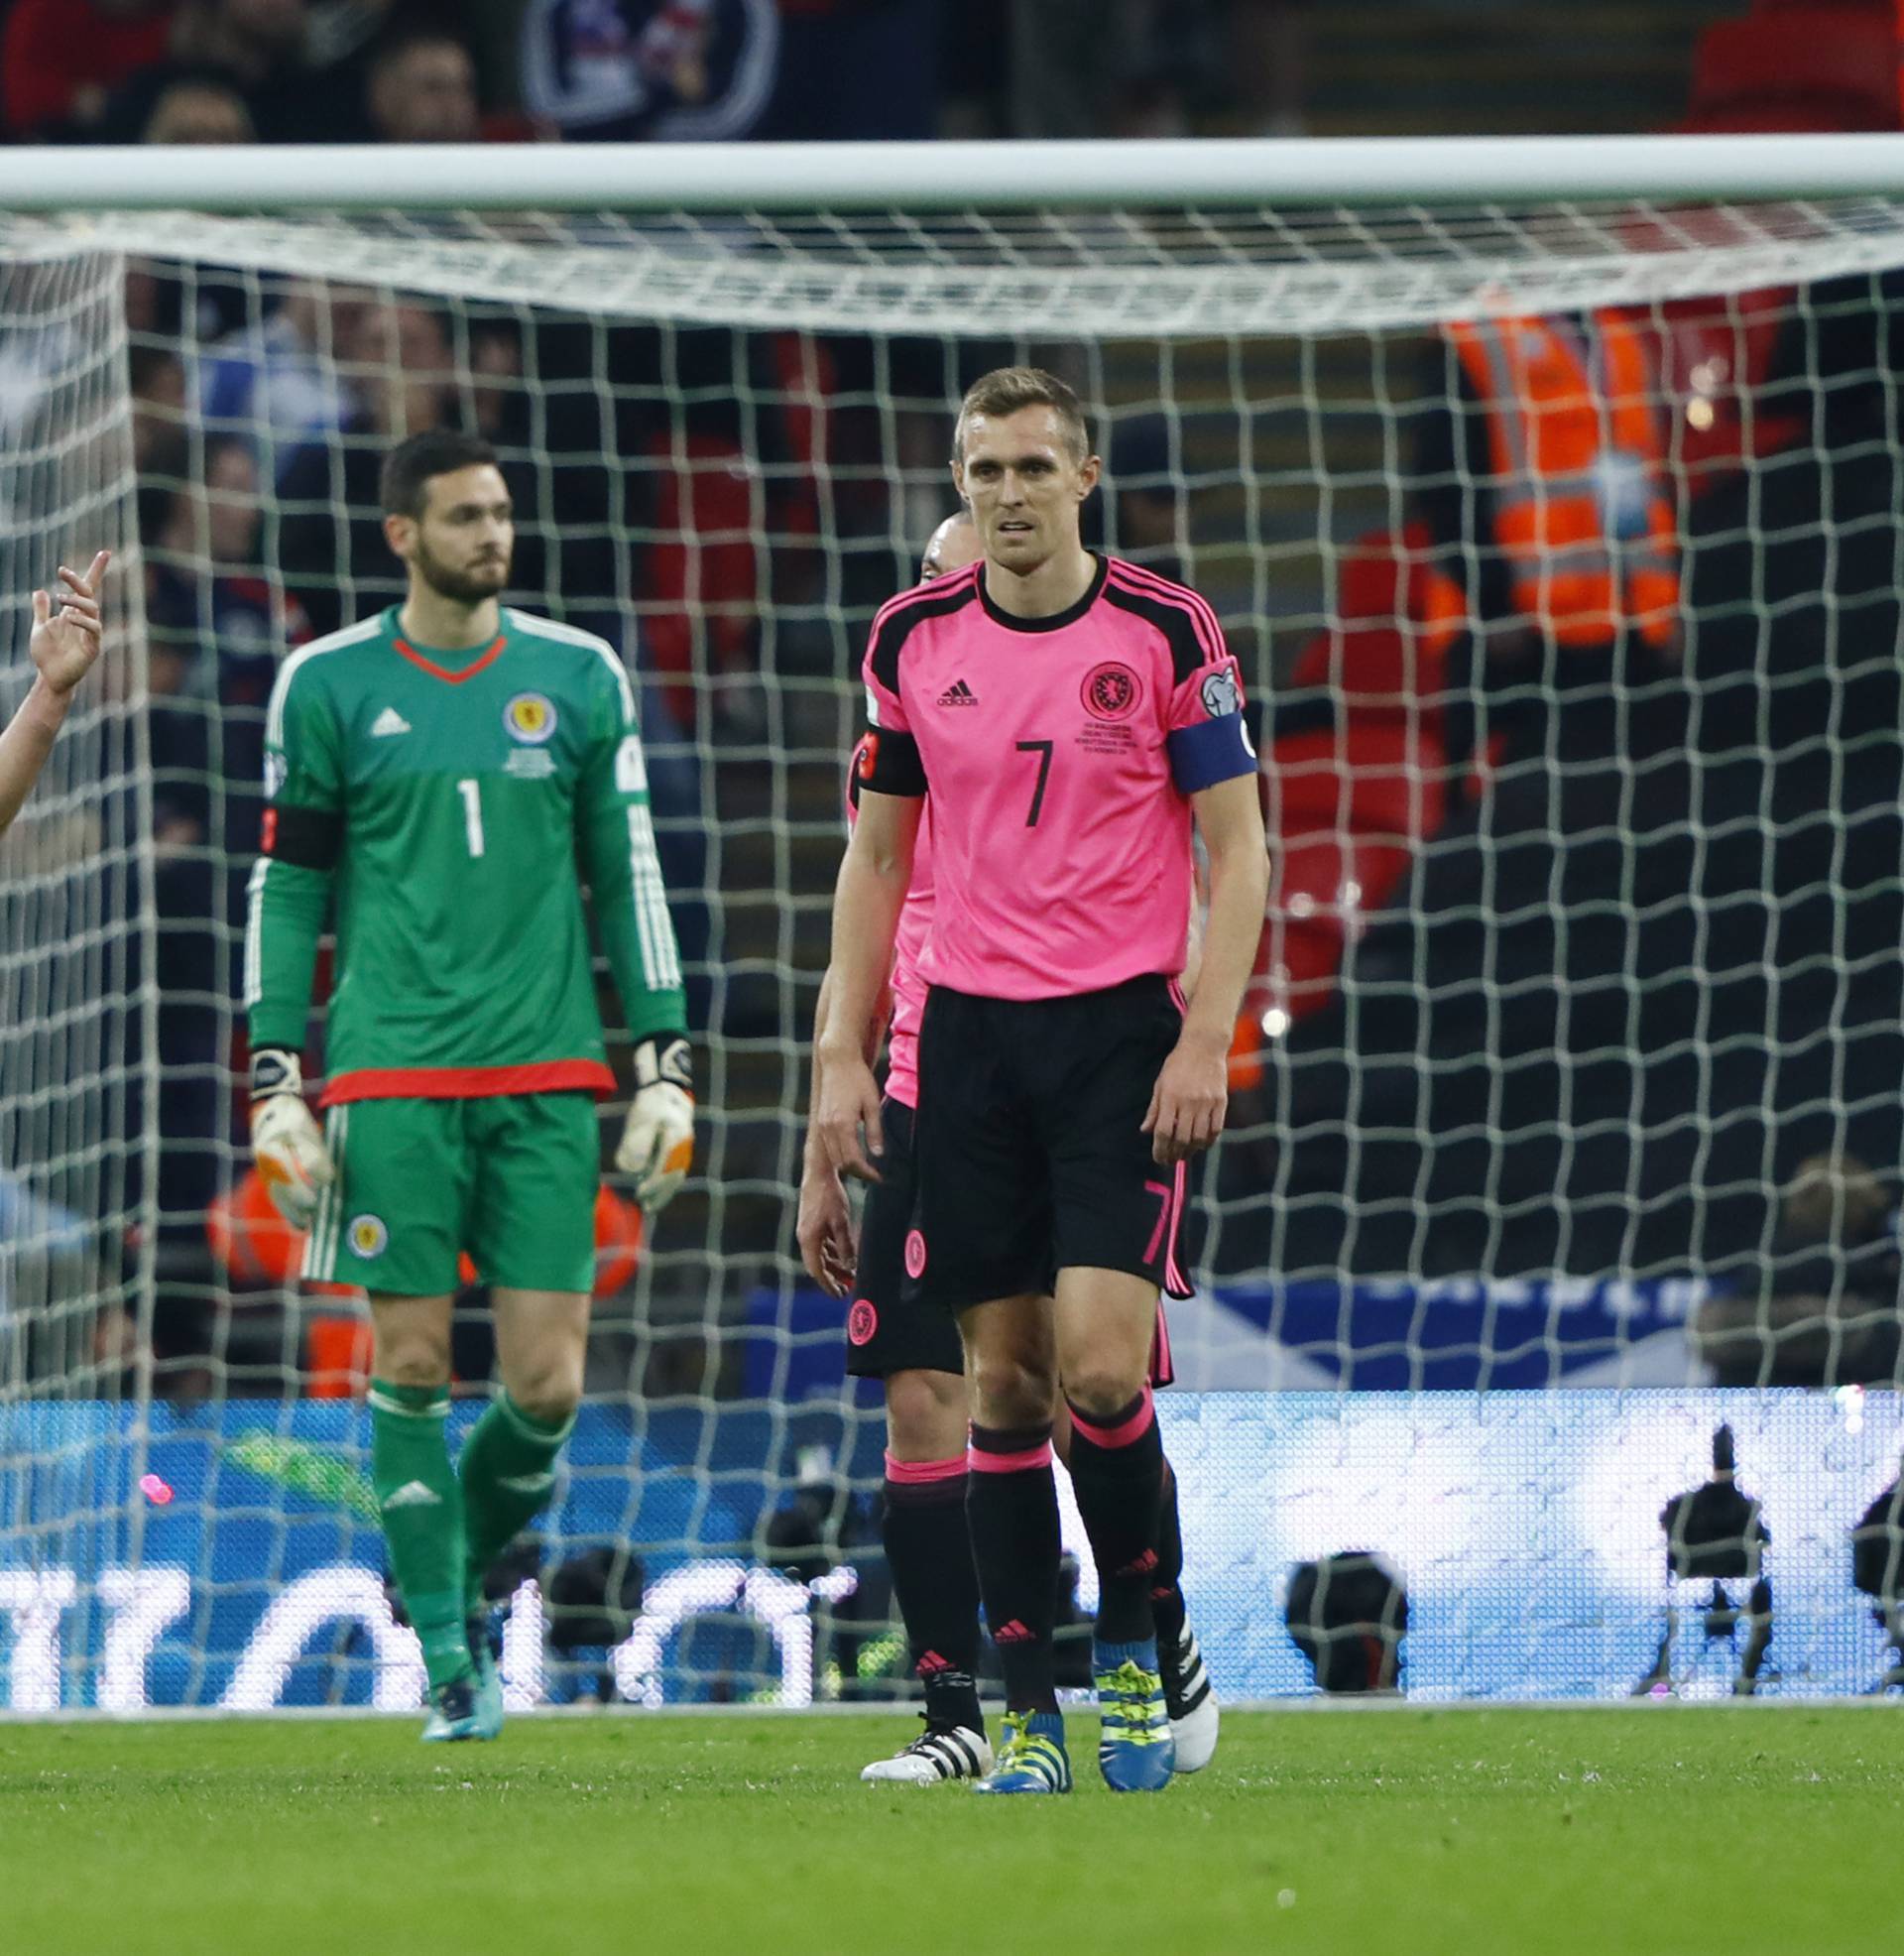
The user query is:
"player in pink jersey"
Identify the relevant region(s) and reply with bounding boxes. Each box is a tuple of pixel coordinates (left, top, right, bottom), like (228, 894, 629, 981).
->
(814, 370, 1268, 1795)
(801, 511, 1217, 1785)
(799, 513, 986, 1779)
(0, 550, 109, 838)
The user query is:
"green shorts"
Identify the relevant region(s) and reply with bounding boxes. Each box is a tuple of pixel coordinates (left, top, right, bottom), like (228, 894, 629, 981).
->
(302, 1092, 599, 1296)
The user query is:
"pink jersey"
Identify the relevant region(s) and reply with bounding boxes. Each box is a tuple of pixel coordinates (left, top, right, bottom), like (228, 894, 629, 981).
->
(858, 554, 1254, 1001)
(845, 741, 932, 1109)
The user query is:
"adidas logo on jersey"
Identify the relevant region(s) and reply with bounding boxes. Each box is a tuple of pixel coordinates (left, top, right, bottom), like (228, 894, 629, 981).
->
(371, 707, 412, 738)
(936, 678, 979, 707)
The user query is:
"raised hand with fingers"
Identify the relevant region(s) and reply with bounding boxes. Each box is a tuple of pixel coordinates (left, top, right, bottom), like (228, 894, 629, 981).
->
(30, 550, 110, 696)
(2, 548, 112, 837)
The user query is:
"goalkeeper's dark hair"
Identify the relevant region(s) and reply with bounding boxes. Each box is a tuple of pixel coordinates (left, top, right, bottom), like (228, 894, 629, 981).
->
(380, 429, 501, 518)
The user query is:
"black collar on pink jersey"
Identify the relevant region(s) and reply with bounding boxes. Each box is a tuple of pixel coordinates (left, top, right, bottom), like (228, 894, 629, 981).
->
(976, 551, 1108, 634)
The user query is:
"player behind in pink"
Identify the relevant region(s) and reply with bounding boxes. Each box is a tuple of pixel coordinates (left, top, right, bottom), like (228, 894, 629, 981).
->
(797, 513, 977, 1779)
(800, 513, 967, 1285)
(813, 368, 1267, 1794)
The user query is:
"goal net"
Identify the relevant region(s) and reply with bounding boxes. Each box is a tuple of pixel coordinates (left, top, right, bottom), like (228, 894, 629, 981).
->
(0, 244, 151, 1712)
(5, 140, 1904, 1708)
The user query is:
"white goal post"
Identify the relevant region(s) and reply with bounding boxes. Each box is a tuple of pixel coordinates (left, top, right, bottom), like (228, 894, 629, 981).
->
(9, 131, 1904, 206)
(3, 134, 1904, 1710)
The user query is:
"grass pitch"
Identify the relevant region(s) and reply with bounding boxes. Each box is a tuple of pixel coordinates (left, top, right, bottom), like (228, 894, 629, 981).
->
(4, 1706, 1900, 1955)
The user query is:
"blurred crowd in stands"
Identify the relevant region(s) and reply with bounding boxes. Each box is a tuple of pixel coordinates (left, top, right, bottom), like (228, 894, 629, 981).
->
(1221, 0, 1904, 1390)
(0, 0, 1309, 150)
(10, 0, 1904, 1402)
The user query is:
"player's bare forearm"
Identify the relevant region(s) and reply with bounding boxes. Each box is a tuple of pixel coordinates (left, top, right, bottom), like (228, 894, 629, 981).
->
(806, 966, 885, 1141)
(1183, 773, 1269, 1050)
(816, 884, 906, 1173)
(806, 958, 892, 1250)
(1143, 775, 1268, 1162)
(796, 1021, 858, 1298)
(819, 799, 915, 1063)
(810, 955, 892, 1089)
(0, 677, 70, 836)
(804, 965, 836, 1168)
(798, 965, 856, 1288)
(813, 795, 917, 1178)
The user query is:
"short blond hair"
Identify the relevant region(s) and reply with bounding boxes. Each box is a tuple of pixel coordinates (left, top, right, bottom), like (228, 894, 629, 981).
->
(954, 366, 1092, 464)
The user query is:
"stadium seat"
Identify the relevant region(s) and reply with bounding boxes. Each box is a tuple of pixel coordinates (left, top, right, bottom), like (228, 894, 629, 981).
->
(640, 430, 761, 732)
(1233, 526, 1467, 1084)
(1680, 9, 1899, 134)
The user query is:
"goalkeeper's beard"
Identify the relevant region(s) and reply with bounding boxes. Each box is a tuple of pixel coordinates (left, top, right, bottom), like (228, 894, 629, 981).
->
(413, 539, 511, 609)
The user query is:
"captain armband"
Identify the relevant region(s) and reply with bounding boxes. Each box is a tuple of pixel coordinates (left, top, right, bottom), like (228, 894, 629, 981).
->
(854, 725, 927, 798)
(260, 802, 343, 871)
(1166, 712, 1257, 794)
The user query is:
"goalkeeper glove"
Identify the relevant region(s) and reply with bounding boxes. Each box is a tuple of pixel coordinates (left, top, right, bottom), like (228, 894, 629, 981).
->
(617, 1034, 694, 1216)
(249, 1048, 334, 1232)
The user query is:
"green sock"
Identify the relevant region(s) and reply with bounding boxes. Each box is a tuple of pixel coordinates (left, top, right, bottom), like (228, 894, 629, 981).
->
(459, 1393, 572, 1609)
(368, 1379, 471, 1692)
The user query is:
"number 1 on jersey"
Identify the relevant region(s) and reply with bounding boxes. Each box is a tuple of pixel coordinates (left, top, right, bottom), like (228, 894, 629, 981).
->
(457, 777, 486, 858)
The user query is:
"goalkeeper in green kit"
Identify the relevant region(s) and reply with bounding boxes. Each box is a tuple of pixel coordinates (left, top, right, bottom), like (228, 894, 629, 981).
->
(245, 430, 692, 1741)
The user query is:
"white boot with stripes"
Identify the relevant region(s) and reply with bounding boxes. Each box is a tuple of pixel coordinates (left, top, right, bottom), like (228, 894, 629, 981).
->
(1160, 1621, 1220, 1773)
(861, 1720, 994, 1785)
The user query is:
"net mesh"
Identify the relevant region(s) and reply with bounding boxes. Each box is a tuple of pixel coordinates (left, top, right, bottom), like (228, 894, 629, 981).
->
(0, 247, 155, 1716)
(0, 243, 150, 1512)
(15, 195, 1904, 335)
(3, 193, 1904, 1706)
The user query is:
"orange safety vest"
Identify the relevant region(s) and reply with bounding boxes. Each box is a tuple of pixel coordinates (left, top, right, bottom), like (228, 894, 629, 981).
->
(1445, 309, 1680, 650)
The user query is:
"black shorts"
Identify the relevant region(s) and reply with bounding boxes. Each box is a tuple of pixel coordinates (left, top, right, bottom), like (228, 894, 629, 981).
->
(844, 1096, 967, 1380)
(908, 975, 1194, 1318)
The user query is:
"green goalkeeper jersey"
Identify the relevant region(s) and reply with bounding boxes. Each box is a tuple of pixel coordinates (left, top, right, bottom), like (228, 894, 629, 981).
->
(245, 605, 685, 1106)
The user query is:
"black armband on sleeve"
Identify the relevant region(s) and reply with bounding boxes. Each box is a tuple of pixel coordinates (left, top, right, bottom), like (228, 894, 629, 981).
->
(855, 727, 927, 798)
(262, 802, 343, 870)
